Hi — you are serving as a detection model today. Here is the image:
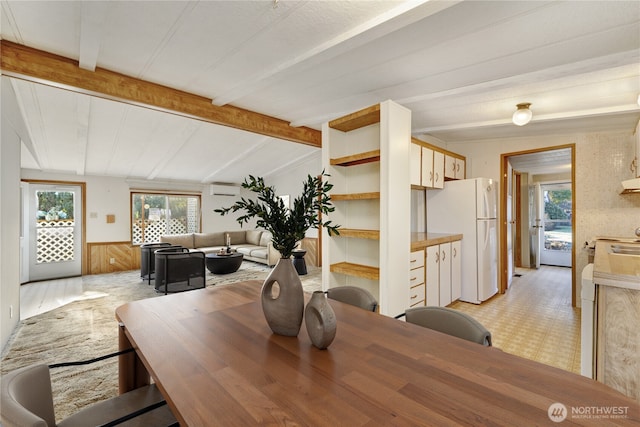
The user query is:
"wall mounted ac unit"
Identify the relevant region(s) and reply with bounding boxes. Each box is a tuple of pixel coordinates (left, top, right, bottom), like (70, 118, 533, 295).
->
(210, 184, 241, 196)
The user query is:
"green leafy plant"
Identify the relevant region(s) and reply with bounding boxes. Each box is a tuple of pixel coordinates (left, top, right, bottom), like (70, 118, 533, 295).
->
(215, 172, 340, 258)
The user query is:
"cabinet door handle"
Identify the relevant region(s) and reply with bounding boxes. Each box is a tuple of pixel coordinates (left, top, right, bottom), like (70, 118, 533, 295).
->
(456, 163, 460, 172)
(411, 294, 418, 300)
(453, 248, 457, 257)
(411, 276, 417, 281)
(435, 252, 439, 263)
(410, 259, 417, 263)
(435, 172, 440, 183)
(442, 250, 446, 261)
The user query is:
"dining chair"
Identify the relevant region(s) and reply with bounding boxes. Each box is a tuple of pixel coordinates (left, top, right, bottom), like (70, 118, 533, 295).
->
(326, 286, 378, 312)
(0, 350, 177, 427)
(396, 306, 492, 346)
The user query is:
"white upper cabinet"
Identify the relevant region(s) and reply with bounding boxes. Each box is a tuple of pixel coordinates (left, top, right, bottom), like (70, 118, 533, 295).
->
(445, 155, 466, 180)
(433, 151, 444, 189)
(421, 147, 434, 188)
(410, 143, 422, 186)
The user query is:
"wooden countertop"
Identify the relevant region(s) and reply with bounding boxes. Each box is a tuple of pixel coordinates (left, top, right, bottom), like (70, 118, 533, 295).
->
(116, 281, 638, 426)
(411, 232, 462, 251)
(593, 240, 640, 291)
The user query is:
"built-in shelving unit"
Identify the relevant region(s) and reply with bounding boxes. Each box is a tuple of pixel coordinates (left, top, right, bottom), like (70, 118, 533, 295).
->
(329, 262, 379, 280)
(328, 104, 380, 132)
(322, 100, 411, 316)
(330, 150, 381, 167)
(330, 192, 380, 201)
(334, 228, 380, 240)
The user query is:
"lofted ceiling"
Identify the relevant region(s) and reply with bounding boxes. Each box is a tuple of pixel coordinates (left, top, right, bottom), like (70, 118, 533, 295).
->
(1, 0, 639, 184)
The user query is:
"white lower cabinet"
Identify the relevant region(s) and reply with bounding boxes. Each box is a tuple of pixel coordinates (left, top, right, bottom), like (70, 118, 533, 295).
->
(425, 245, 439, 306)
(425, 241, 461, 307)
(438, 243, 451, 307)
(451, 240, 461, 301)
(409, 250, 425, 307)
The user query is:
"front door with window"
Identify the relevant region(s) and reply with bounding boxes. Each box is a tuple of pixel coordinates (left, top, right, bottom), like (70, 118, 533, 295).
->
(539, 183, 572, 267)
(24, 183, 83, 281)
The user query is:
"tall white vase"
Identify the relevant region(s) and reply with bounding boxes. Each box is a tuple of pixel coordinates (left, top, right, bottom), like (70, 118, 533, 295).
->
(261, 258, 304, 336)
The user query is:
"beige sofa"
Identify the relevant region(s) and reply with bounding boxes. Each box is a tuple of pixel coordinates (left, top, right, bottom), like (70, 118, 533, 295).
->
(160, 230, 282, 267)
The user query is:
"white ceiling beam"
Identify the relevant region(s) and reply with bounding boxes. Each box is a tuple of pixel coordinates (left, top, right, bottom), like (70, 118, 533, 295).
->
(146, 120, 201, 180)
(211, 0, 460, 107)
(74, 95, 90, 175)
(397, 50, 640, 106)
(201, 136, 272, 183)
(289, 50, 640, 129)
(78, 2, 110, 71)
(414, 104, 640, 134)
(261, 150, 319, 180)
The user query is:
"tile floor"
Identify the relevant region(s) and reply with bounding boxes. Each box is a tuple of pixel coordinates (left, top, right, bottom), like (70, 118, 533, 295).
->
(450, 265, 581, 374)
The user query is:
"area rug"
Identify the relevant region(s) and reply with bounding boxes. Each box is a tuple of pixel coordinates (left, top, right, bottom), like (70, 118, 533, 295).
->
(0, 262, 321, 421)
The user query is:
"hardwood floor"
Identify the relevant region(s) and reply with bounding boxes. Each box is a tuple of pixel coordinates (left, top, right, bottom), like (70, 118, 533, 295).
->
(20, 265, 580, 374)
(20, 276, 108, 320)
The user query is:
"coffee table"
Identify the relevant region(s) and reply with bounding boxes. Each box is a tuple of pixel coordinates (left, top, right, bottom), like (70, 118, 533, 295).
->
(205, 252, 243, 274)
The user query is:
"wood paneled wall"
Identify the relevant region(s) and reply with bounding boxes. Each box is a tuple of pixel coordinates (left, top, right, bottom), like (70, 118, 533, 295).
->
(301, 238, 318, 267)
(88, 242, 141, 274)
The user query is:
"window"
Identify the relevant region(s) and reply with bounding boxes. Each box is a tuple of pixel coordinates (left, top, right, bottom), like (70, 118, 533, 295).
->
(542, 186, 572, 252)
(131, 192, 200, 245)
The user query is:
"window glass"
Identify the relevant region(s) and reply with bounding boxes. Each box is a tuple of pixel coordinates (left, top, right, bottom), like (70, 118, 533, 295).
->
(131, 193, 200, 244)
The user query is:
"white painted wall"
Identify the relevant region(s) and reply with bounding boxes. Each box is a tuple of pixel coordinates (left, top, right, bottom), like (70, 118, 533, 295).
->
(1, 79, 26, 351)
(445, 130, 640, 302)
(266, 152, 323, 238)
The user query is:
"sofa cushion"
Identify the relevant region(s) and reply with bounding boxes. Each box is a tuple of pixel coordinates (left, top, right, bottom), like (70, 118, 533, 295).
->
(249, 248, 268, 260)
(226, 231, 246, 246)
(160, 234, 194, 249)
(194, 232, 225, 248)
(245, 230, 263, 246)
(236, 245, 258, 256)
(259, 231, 273, 247)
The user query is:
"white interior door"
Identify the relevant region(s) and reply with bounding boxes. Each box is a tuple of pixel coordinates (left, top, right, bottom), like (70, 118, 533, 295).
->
(507, 194, 513, 286)
(529, 183, 542, 269)
(26, 183, 82, 281)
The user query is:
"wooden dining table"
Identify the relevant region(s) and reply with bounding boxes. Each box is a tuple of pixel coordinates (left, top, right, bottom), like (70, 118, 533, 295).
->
(116, 280, 639, 426)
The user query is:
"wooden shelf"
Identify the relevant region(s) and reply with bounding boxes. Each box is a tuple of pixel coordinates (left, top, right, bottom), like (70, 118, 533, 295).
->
(331, 192, 380, 201)
(330, 262, 379, 280)
(333, 228, 380, 240)
(329, 104, 380, 132)
(330, 150, 380, 167)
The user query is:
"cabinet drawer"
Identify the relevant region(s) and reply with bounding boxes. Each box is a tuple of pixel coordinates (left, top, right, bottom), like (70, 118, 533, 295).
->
(409, 266, 424, 287)
(410, 250, 424, 269)
(410, 283, 425, 306)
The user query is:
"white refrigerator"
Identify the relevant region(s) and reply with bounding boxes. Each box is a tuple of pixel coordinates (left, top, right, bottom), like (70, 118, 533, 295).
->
(427, 178, 498, 304)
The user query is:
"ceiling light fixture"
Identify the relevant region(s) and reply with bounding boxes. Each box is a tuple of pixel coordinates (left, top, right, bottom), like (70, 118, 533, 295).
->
(512, 103, 532, 126)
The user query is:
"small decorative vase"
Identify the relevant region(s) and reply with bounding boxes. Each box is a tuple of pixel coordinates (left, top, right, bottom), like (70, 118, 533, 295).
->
(304, 291, 337, 349)
(261, 258, 304, 336)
